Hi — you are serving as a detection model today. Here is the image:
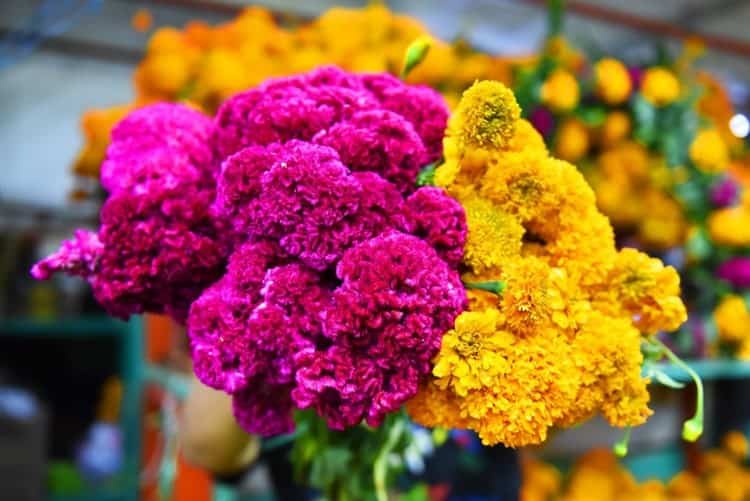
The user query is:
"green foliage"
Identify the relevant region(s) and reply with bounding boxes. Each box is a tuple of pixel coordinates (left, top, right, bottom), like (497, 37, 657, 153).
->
(291, 411, 413, 501)
(416, 163, 437, 187)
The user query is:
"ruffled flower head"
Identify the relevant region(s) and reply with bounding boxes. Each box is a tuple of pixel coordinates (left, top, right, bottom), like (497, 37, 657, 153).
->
(35, 67, 467, 436)
(408, 80, 686, 447)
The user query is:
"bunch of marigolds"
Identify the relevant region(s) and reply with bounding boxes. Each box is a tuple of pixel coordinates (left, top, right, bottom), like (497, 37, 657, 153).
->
(521, 431, 750, 501)
(406, 80, 687, 447)
(72, 5, 515, 184)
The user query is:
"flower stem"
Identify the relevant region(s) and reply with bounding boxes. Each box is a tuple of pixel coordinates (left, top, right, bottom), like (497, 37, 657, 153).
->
(649, 337, 704, 442)
(373, 417, 405, 501)
(462, 280, 506, 295)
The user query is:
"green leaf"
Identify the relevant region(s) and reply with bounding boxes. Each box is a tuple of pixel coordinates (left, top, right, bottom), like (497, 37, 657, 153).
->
(416, 163, 437, 187)
(401, 36, 432, 79)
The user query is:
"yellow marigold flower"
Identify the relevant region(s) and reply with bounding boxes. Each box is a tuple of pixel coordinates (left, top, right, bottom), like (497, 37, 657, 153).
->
(555, 118, 589, 162)
(599, 110, 631, 148)
(637, 191, 688, 250)
(139, 51, 193, 96)
(500, 258, 555, 336)
(405, 380, 467, 430)
(461, 328, 580, 447)
(432, 309, 513, 396)
(690, 128, 729, 173)
(508, 119, 547, 153)
(449, 80, 521, 151)
(667, 471, 704, 499)
(462, 198, 524, 273)
(563, 312, 652, 429)
(520, 458, 562, 501)
(480, 149, 555, 223)
(193, 48, 251, 106)
(604, 248, 686, 334)
(73, 105, 132, 179)
(722, 431, 749, 461)
(641, 67, 680, 107)
(541, 68, 580, 112)
(714, 295, 750, 346)
(708, 207, 750, 247)
(594, 58, 632, 105)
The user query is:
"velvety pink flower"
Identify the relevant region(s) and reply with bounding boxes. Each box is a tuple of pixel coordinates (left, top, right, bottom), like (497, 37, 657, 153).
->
(212, 81, 377, 160)
(34, 68, 467, 437)
(716, 256, 750, 289)
(293, 232, 466, 428)
(360, 73, 448, 163)
(406, 187, 467, 267)
(710, 177, 739, 208)
(31, 230, 102, 280)
(313, 109, 427, 194)
(232, 380, 296, 436)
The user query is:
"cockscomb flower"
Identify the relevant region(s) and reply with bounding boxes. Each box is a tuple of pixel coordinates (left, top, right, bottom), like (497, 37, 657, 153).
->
(33, 67, 469, 437)
(33, 104, 224, 323)
(408, 80, 686, 447)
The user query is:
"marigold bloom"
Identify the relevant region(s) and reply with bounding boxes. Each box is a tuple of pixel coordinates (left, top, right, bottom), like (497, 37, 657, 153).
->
(594, 58, 632, 105)
(409, 79, 685, 447)
(690, 128, 729, 173)
(714, 295, 750, 358)
(449, 80, 521, 151)
(641, 67, 680, 107)
(541, 69, 580, 112)
(555, 118, 589, 162)
(708, 206, 750, 247)
(599, 111, 631, 148)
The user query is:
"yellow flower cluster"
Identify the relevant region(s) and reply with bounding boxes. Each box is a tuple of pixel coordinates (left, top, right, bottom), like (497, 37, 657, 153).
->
(713, 295, 750, 360)
(521, 432, 750, 501)
(690, 128, 730, 174)
(708, 192, 750, 247)
(594, 58, 632, 106)
(73, 5, 516, 181)
(640, 66, 681, 107)
(406, 81, 687, 447)
(590, 141, 688, 250)
(541, 68, 580, 112)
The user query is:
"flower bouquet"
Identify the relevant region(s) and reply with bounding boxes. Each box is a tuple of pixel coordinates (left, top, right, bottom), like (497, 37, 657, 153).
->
(36, 56, 695, 496)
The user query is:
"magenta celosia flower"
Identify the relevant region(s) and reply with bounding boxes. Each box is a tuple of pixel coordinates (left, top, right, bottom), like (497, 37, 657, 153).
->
(101, 103, 215, 190)
(293, 232, 466, 429)
(34, 104, 223, 323)
(405, 187, 467, 268)
(232, 381, 296, 436)
(313, 109, 427, 193)
(212, 78, 377, 159)
(35, 67, 467, 436)
(31, 229, 102, 280)
(360, 73, 448, 163)
(213, 66, 448, 174)
(529, 107, 555, 138)
(716, 256, 750, 288)
(710, 177, 739, 208)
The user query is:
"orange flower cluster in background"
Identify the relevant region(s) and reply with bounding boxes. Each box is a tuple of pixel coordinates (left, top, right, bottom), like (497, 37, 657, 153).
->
(406, 80, 686, 447)
(520, 431, 750, 501)
(73, 5, 518, 184)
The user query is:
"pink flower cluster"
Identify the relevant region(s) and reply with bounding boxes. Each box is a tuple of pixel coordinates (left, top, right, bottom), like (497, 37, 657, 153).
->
(33, 67, 466, 435)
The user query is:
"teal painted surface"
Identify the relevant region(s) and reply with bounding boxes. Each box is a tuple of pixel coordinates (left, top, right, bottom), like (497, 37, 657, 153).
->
(655, 359, 750, 381)
(621, 445, 685, 483)
(1, 316, 143, 501)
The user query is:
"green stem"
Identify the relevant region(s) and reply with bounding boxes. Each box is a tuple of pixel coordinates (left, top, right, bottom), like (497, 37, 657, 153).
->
(649, 337, 704, 442)
(373, 417, 405, 501)
(462, 280, 506, 294)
